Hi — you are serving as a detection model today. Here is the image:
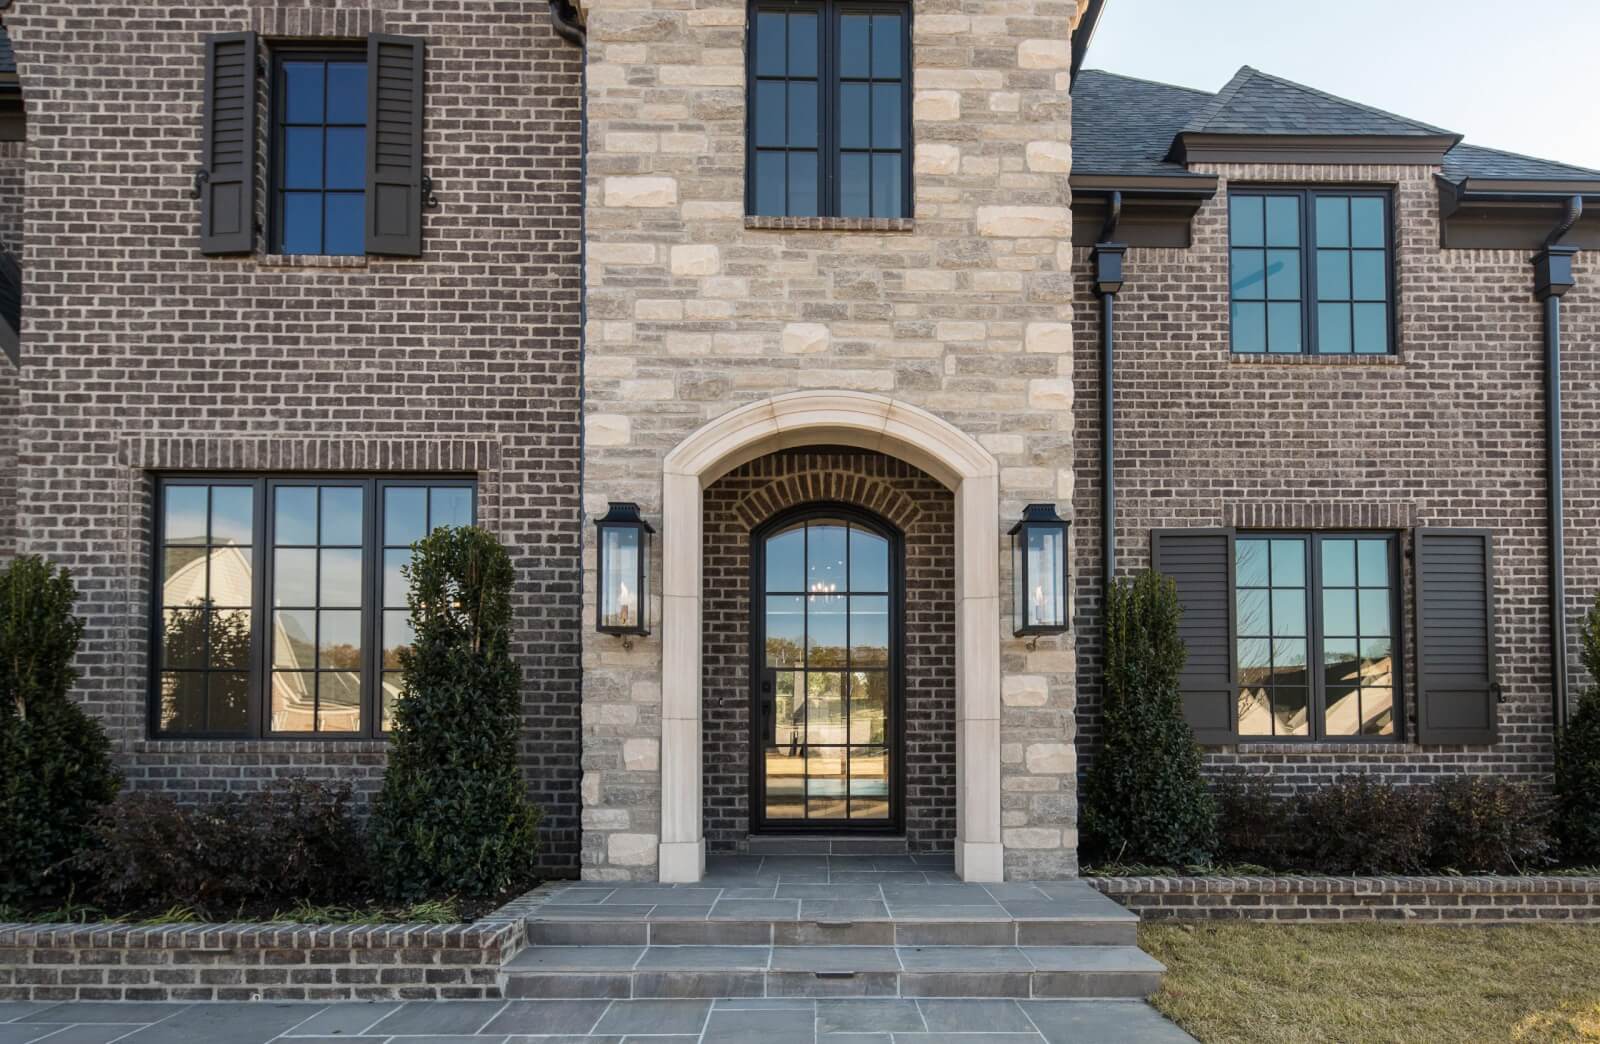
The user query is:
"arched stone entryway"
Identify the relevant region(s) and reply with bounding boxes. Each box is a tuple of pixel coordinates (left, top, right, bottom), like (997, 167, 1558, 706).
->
(658, 391, 1003, 882)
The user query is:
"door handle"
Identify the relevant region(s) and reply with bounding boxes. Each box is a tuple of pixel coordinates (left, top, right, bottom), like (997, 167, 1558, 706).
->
(761, 668, 776, 744)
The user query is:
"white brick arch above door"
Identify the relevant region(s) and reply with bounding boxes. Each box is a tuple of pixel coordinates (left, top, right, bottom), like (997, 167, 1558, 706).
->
(657, 390, 1004, 883)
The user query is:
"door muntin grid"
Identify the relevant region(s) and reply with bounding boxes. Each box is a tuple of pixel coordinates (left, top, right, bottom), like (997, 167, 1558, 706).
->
(756, 513, 897, 826)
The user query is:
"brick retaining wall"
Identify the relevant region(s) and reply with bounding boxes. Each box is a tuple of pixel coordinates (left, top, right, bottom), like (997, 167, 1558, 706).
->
(0, 885, 584, 1002)
(0, 919, 523, 1003)
(1088, 875, 1600, 922)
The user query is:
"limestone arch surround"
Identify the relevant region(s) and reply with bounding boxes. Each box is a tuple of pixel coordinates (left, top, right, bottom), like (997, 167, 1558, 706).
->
(658, 390, 1003, 883)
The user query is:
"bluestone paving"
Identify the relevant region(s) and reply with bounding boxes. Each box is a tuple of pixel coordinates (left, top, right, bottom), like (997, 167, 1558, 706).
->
(0, 999, 1195, 1042)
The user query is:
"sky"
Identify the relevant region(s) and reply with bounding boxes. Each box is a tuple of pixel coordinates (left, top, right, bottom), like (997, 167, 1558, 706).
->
(1087, 0, 1600, 170)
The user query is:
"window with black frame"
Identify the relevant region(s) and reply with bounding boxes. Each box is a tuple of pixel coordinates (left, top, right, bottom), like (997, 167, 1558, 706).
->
(1234, 533, 1399, 740)
(747, 0, 910, 218)
(272, 50, 369, 256)
(1228, 188, 1393, 355)
(152, 475, 475, 739)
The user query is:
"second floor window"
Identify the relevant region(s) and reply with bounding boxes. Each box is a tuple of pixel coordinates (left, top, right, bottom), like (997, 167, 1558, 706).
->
(273, 51, 368, 256)
(747, 0, 910, 219)
(1228, 189, 1393, 355)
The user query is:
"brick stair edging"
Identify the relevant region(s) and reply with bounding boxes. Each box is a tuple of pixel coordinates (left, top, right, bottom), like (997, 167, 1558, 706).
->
(0, 882, 567, 1003)
(1085, 875, 1600, 922)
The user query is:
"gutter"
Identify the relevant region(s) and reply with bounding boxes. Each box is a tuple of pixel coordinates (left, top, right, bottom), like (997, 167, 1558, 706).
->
(1091, 193, 1125, 595)
(1532, 196, 1581, 734)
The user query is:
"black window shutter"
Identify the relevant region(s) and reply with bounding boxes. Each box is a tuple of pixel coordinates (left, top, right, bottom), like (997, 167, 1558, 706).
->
(365, 34, 426, 257)
(1152, 528, 1236, 744)
(1413, 528, 1499, 745)
(199, 32, 258, 255)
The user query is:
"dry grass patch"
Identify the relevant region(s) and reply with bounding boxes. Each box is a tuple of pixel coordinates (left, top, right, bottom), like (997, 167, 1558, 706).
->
(1142, 922, 1600, 1043)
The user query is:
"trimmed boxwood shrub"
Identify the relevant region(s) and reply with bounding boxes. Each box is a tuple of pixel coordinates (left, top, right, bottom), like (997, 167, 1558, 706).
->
(1294, 775, 1434, 875)
(369, 526, 541, 901)
(82, 778, 368, 919)
(1214, 773, 1554, 875)
(1556, 595, 1600, 866)
(0, 556, 119, 908)
(1082, 570, 1217, 866)
(1428, 776, 1552, 874)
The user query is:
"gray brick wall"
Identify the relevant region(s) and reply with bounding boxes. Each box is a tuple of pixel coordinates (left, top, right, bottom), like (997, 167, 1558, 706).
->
(700, 450, 957, 852)
(5, 1, 586, 875)
(1072, 161, 1599, 790)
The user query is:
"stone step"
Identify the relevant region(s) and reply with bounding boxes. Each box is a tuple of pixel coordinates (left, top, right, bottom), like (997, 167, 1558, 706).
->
(744, 835, 910, 855)
(502, 944, 1164, 1000)
(526, 914, 1136, 948)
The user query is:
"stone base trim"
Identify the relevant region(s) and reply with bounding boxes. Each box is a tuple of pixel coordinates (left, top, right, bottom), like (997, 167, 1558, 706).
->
(0, 912, 528, 1002)
(659, 840, 706, 883)
(1087, 875, 1600, 922)
(955, 841, 1004, 883)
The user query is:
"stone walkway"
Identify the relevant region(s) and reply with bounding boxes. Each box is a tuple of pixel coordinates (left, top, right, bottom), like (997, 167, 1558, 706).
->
(0, 998, 1197, 1042)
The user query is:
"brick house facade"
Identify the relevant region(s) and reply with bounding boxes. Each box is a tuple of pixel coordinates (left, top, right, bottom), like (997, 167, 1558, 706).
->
(0, 1, 587, 877)
(1, 0, 1596, 887)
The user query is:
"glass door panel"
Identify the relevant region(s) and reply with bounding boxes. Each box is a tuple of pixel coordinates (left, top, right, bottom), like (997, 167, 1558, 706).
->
(755, 516, 897, 829)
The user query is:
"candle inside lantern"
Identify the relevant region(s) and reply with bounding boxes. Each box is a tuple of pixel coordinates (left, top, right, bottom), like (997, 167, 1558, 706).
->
(618, 579, 632, 626)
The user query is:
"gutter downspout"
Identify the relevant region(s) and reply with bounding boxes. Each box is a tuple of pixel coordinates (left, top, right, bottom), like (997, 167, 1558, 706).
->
(1534, 195, 1582, 734)
(1091, 192, 1125, 596)
(549, 0, 586, 47)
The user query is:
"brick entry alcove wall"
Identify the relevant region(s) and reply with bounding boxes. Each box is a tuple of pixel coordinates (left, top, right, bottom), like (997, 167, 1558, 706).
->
(701, 450, 956, 852)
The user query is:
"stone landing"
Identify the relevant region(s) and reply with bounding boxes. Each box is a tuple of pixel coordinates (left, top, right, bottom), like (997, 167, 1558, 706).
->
(507, 854, 1163, 1002)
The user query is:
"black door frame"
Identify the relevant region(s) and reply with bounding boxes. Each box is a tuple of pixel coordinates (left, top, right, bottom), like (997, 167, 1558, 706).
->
(747, 501, 906, 835)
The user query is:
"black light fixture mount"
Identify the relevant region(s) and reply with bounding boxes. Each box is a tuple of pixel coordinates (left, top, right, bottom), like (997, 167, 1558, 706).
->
(596, 501, 653, 641)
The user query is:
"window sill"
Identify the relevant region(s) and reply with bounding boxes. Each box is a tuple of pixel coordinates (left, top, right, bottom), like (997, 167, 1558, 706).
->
(1222, 741, 1421, 755)
(1229, 352, 1402, 366)
(745, 215, 915, 234)
(258, 253, 370, 269)
(132, 738, 390, 754)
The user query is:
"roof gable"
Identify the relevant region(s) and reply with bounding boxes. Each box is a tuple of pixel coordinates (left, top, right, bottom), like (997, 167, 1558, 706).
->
(1182, 66, 1457, 139)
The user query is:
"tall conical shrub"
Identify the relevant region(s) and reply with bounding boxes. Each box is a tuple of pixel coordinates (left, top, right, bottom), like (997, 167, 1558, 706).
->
(369, 527, 541, 901)
(1081, 569, 1217, 866)
(1556, 595, 1600, 865)
(0, 555, 120, 907)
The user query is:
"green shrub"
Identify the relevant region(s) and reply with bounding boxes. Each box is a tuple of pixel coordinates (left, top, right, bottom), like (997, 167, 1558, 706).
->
(1293, 775, 1434, 875)
(1428, 776, 1552, 873)
(1213, 772, 1295, 869)
(369, 526, 541, 901)
(82, 778, 367, 919)
(1557, 596, 1600, 865)
(1082, 570, 1217, 866)
(0, 556, 119, 908)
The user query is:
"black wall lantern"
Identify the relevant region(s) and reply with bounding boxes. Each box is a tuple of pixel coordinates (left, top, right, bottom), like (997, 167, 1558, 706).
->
(596, 502, 653, 637)
(1010, 503, 1070, 637)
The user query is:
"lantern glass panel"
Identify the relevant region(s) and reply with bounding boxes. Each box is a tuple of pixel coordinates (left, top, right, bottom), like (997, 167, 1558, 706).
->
(1030, 525, 1066, 629)
(601, 525, 643, 631)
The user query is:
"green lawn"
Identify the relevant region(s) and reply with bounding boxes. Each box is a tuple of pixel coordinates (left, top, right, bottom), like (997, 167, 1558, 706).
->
(1142, 922, 1600, 1044)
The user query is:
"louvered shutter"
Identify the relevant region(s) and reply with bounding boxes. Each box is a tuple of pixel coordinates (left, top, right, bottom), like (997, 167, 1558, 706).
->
(199, 32, 257, 255)
(1152, 529, 1236, 743)
(1414, 528, 1499, 744)
(365, 34, 425, 257)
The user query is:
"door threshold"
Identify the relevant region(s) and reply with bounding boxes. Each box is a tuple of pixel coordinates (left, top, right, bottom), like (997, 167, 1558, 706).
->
(745, 834, 908, 855)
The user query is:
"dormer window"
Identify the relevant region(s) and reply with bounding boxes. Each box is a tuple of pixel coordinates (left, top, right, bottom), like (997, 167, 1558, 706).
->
(1228, 188, 1394, 355)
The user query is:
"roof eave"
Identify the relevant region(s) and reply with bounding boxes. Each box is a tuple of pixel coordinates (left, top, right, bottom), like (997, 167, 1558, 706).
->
(1170, 132, 1461, 167)
(1436, 174, 1600, 249)
(1070, 0, 1109, 79)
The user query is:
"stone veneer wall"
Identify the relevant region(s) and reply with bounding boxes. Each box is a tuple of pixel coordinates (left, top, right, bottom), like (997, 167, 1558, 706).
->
(6, 2, 586, 875)
(700, 450, 956, 852)
(1072, 161, 1600, 788)
(578, 0, 1082, 879)
(1089, 876, 1600, 923)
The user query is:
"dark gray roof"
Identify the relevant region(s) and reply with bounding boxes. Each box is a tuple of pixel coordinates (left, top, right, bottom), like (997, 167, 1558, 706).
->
(1183, 66, 1456, 139)
(1072, 68, 1593, 184)
(1069, 69, 1212, 178)
(1441, 143, 1600, 182)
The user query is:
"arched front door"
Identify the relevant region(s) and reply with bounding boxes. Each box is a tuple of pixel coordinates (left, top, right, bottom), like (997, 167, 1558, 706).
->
(750, 505, 903, 834)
